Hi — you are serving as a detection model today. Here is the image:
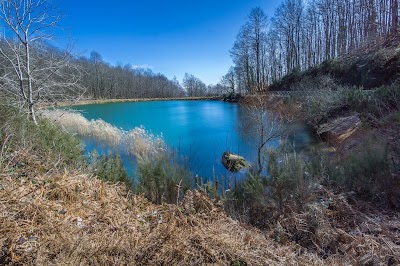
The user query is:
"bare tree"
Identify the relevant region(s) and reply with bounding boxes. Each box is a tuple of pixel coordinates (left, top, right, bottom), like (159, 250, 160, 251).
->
(247, 7, 269, 91)
(89, 51, 103, 98)
(239, 94, 282, 174)
(274, 0, 304, 73)
(231, 24, 254, 93)
(221, 66, 236, 95)
(182, 73, 206, 97)
(230, 7, 268, 93)
(0, 0, 83, 124)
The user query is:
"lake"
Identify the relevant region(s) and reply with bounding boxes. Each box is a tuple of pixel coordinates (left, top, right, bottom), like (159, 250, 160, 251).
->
(71, 100, 314, 181)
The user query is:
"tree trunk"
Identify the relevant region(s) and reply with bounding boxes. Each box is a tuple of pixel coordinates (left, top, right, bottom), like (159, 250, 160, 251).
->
(391, 0, 399, 35)
(25, 34, 37, 125)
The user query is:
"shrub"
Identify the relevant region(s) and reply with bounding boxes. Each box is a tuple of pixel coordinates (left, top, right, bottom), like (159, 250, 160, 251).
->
(266, 150, 319, 211)
(339, 85, 400, 119)
(91, 151, 133, 190)
(0, 104, 83, 174)
(225, 148, 322, 228)
(298, 83, 400, 128)
(35, 119, 84, 168)
(137, 151, 192, 204)
(371, 85, 400, 116)
(324, 140, 398, 205)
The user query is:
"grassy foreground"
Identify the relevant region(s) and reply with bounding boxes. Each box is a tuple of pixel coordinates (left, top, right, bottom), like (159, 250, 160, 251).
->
(1, 102, 400, 265)
(1, 172, 329, 265)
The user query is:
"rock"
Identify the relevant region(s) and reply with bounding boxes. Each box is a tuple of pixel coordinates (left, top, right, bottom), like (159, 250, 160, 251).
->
(317, 114, 361, 143)
(221, 151, 250, 173)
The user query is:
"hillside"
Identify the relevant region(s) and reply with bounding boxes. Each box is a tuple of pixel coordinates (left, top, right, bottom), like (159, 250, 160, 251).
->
(269, 36, 400, 91)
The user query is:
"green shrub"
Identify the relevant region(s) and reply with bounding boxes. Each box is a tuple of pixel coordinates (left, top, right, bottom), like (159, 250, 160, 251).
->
(291, 78, 400, 129)
(0, 103, 84, 173)
(325, 141, 393, 201)
(371, 85, 400, 116)
(91, 151, 133, 189)
(340, 85, 400, 118)
(225, 148, 322, 228)
(343, 87, 370, 111)
(137, 152, 191, 204)
(266, 150, 319, 211)
(35, 119, 83, 168)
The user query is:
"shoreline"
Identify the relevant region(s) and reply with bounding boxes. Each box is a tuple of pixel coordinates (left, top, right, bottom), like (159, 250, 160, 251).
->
(37, 96, 222, 108)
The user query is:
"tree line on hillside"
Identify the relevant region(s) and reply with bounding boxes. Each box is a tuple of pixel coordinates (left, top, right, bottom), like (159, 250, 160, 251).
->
(78, 51, 187, 99)
(79, 54, 218, 98)
(0, 39, 213, 101)
(226, 0, 400, 94)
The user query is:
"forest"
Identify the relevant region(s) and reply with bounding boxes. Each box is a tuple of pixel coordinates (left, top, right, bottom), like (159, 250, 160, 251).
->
(226, 0, 400, 93)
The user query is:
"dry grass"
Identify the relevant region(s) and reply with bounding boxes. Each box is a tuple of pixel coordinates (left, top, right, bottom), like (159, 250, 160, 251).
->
(276, 189, 400, 265)
(3, 162, 400, 266)
(1, 170, 399, 265)
(3, 104, 398, 265)
(41, 109, 164, 161)
(0, 172, 329, 265)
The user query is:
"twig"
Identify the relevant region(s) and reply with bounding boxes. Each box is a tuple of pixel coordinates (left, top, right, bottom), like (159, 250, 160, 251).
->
(0, 133, 13, 170)
(176, 179, 182, 206)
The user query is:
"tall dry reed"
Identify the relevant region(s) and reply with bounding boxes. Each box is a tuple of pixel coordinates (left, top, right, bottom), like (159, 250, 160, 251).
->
(42, 109, 165, 161)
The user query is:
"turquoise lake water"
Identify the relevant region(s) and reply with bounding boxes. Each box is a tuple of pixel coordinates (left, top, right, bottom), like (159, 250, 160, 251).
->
(71, 100, 314, 180)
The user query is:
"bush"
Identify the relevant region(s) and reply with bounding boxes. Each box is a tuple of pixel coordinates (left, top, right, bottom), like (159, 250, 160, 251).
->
(299, 83, 400, 128)
(339, 85, 400, 119)
(225, 148, 322, 228)
(267, 150, 318, 211)
(35, 119, 84, 168)
(370, 85, 400, 116)
(324, 140, 399, 205)
(137, 151, 192, 204)
(91, 151, 133, 190)
(0, 104, 83, 174)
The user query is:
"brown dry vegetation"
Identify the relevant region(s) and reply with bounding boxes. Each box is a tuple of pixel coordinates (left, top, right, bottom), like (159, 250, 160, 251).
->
(41, 109, 165, 162)
(238, 93, 301, 122)
(1, 169, 400, 265)
(1, 171, 328, 265)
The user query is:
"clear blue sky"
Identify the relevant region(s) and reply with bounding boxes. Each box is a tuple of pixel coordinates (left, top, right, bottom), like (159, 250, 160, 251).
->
(58, 1, 280, 85)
